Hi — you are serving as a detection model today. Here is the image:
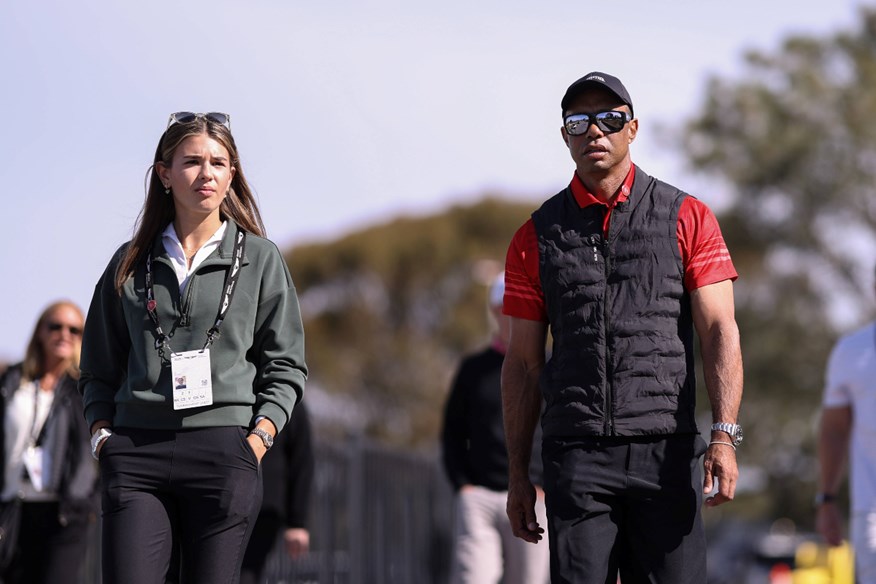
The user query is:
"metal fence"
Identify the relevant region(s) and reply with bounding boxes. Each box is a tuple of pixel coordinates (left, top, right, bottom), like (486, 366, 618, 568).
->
(262, 438, 454, 584)
(81, 437, 456, 584)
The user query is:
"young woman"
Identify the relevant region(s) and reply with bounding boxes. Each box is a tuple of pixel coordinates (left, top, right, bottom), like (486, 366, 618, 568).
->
(0, 300, 98, 584)
(79, 112, 307, 584)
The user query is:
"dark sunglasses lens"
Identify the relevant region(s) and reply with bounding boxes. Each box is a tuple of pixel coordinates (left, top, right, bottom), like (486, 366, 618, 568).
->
(596, 111, 628, 133)
(205, 112, 229, 126)
(47, 322, 82, 336)
(173, 112, 197, 124)
(564, 114, 591, 136)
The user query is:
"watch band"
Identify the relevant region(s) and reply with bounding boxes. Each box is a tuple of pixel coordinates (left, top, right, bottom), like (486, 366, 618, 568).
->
(91, 428, 113, 460)
(711, 422, 740, 435)
(711, 422, 743, 446)
(248, 427, 274, 450)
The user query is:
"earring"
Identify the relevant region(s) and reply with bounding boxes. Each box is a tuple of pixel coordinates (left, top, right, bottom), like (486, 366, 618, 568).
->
(164, 185, 171, 195)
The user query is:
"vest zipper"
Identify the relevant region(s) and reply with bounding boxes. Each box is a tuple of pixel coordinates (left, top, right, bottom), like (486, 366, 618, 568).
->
(602, 237, 614, 436)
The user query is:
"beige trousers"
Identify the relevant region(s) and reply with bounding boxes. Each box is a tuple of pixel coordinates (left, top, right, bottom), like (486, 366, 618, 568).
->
(450, 485, 550, 584)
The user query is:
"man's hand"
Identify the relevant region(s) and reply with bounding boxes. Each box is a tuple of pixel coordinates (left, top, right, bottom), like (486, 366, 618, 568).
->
(816, 406, 851, 547)
(816, 503, 844, 546)
(284, 528, 310, 559)
(703, 442, 738, 506)
(506, 478, 544, 543)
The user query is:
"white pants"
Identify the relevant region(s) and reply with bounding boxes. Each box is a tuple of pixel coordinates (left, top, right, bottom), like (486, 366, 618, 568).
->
(450, 486, 550, 584)
(853, 510, 876, 583)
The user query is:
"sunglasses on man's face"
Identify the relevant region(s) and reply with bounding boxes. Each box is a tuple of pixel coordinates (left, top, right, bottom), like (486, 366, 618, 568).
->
(46, 322, 82, 337)
(166, 112, 231, 129)
(563, 110, 632, 136)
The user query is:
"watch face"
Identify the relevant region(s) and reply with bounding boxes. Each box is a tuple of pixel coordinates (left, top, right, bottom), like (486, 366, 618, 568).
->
(733, 426, 743, 445)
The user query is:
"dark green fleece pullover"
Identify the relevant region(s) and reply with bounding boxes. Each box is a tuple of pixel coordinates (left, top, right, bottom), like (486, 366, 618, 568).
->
(79, 221, 307, 434)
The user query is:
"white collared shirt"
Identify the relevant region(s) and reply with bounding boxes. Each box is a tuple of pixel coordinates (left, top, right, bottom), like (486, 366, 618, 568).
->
(161, 222, 227, 293)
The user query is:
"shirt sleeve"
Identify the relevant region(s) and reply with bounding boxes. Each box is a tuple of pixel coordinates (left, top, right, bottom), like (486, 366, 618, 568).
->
(677, 197, 738, 291)
(823, 336, 854, 408)
(79, 246, 132, 429)
(250, 244, 308, 434)
(503, 220, 547, 322)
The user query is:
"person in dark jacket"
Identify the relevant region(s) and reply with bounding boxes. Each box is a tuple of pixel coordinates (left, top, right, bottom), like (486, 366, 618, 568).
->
(501, 72, 744, 583)
(441, 272, 549, 584)
(240, 401, 314, 584)
(0, 300, 98, 584)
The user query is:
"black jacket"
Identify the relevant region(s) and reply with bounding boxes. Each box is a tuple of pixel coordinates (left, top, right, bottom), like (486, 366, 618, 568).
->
(259, 401, 313, 528)
(0, 364, 99, 524)
(441, 346, 544, 491)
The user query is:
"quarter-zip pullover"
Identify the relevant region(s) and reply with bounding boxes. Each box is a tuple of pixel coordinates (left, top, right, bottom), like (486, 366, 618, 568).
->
(79, 221, 307, 434)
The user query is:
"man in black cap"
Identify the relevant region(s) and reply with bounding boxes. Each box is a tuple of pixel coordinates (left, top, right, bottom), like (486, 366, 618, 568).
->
(500, 71, 744, 583)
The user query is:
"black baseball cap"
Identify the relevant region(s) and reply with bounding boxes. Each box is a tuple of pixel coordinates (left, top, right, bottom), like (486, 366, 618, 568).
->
(561, 71, 634, 117)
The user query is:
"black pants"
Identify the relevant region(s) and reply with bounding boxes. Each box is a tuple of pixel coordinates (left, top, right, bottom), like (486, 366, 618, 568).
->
(543, 434, 708, 584)
(1, 501, 92, 584)
(239, 511, 283, 584)
(99, 426, 263, 584)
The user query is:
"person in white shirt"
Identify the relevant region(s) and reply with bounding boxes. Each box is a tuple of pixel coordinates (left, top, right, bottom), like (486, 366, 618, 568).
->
(817, 264, 876, 581)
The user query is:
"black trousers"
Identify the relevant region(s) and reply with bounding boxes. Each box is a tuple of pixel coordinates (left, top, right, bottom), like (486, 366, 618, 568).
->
(239, 511, 283, 584)
(1, 501, 92, 584)
(98, 426, 263, 584)
(543, 434, 708, 584)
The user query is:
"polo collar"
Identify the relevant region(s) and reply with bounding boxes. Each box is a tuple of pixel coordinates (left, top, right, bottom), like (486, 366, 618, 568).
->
(569, 163, 636, 209)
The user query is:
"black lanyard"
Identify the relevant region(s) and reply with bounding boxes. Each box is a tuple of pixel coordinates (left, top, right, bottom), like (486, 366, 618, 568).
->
(145, 229, 246, 358)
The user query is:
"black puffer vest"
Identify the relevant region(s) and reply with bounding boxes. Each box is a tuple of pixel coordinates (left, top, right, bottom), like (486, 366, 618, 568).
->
(532, 166, 697, 438)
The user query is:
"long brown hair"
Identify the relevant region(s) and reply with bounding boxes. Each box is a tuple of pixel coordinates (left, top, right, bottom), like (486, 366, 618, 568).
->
(22, 300, 84, 381)
(114, 117, 266, 292)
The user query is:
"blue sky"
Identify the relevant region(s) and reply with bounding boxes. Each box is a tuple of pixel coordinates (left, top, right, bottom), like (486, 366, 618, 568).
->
(0, 0, 870, 360)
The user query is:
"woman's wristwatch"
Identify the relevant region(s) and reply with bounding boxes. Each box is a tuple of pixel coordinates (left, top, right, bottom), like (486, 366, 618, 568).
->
(248, 427, 274, 450)
(91, 427, 113, 460)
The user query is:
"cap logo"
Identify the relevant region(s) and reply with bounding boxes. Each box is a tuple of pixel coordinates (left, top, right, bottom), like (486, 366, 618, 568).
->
(586, 75, 605, 82)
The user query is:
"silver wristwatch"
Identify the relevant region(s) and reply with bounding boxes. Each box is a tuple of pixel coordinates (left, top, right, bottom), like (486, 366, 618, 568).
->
(711, 422, 743, 446)
(90, 428, 113, 460)
(248, 427, 274, 450)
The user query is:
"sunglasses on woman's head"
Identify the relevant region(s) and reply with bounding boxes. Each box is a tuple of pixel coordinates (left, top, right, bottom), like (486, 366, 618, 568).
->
(47, 322, 82, 336)
(166, 112, 231, 129)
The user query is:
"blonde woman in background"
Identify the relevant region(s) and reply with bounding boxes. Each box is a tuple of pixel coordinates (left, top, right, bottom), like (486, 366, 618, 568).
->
(0, 300, 98, 584)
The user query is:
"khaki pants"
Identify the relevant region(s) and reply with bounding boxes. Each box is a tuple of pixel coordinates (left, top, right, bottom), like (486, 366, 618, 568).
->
(450, 485, 550, 584)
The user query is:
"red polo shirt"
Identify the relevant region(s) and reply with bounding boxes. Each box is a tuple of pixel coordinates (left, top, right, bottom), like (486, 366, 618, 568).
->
(504, 165, 738, 322)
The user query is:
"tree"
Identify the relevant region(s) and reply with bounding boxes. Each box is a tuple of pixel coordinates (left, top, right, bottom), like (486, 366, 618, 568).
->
(682, 9, 876, 310)
(679, 9, 876, 526)
(286, 197, 535, 448)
